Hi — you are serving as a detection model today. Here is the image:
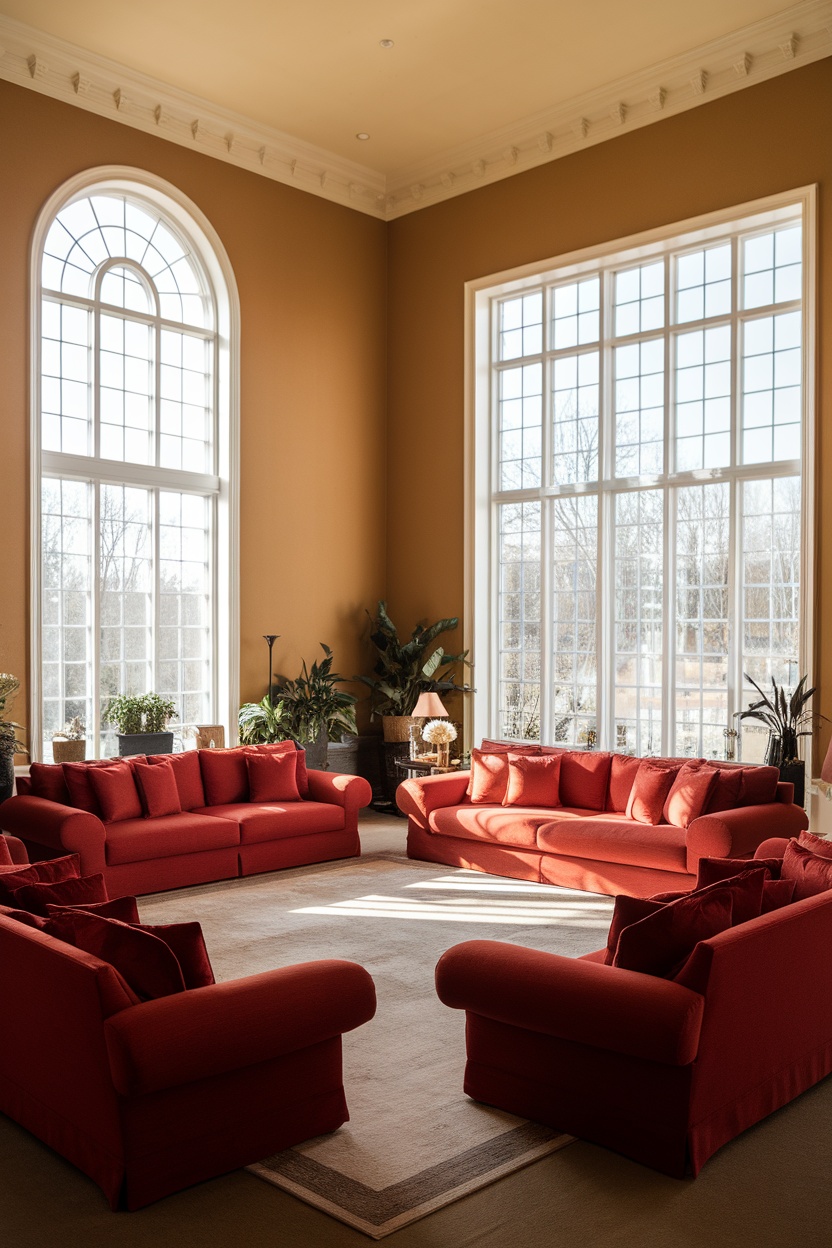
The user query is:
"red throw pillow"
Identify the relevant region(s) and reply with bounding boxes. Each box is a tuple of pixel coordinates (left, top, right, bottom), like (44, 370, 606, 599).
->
(797, 829, 832, 860)
(761, 878, 797, 913)
(88, 762, 143, 823)
(198, 747, 250, 805)
(739, 765, 780, 806)
(47, 895, 141, 923)
(132, 759, 182, 818)
(781, 840, 832, 900)
(503, 753, 562, 808)
(625, 761, 679, 825)
(46, 910, 186, 1001)
(149, 750, 206, 810)
(467, 749, 511, 804)
(607, 754, 642, 813)
(663, 763, 719, 828)
(704, 766, 743, 814)
(696, 856, 782, 889)
(0, 838, 12, 867)
(61, 759, 127, 816)
(12, 872, 108, 917)
(252, 741, 310, 797)
(604, 894, 665, 964)
(244, 750, 301, 803)
(612, 887, 734, 978)
(0, 853, 81, 906)
(553, 751, 611, 811)
(132, 920, 215, 989)
(28, 762, 72, 805)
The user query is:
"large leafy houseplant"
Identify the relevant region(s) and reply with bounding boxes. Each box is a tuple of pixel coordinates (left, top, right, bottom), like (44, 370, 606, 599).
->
(733, 673, 824, 768)
(355, 601, 472, 720)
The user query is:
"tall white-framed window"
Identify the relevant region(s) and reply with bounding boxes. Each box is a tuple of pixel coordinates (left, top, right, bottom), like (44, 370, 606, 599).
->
(466, 188, 815, 762)
(31, 168, 239, 761)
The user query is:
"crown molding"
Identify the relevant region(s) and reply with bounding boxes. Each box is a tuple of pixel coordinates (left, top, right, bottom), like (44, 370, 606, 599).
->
(0, 13, 387, 219)
(0, 3, 830, 223)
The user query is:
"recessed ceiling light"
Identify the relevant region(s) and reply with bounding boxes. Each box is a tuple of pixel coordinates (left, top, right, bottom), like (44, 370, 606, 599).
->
(379, 39, 394, 49)
(356, 132, 370, 141)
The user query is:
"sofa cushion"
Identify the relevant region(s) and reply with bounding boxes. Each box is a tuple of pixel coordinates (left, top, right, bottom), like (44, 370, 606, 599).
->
(704, 765, 743, 814)
(105, 812, 241, 866)
(626, 761, 679, 825)
(536, 815, 688, 873)
(132, 921, 215, 989)
(467, 749, 511, 805)
(547, 750, 612, 812)
(430, 803, 585, 849)
(797, 829, 832, 859)
(133, 759, 182, 818)
(761, 878, 797, 912)
(46, 910, 186, 1001)
(0, 853, 81, 905)
(28, 761, 72, 805)
(199, 747, 250, 806)
(605, 894, 665, 964)
(781, 840, 832, 900)
(739, 765, 780, 806)
(197, 801, 345, 846)
(606, 754, 641, 813)
(248, 741, 310, 798)
(149, 750, 206, 811)
(503, 753, 561, 808)
(612, 887, 734, 978)
(245, 749, 301, 803)
(48, 896, 141, 923)
(12, 872, 109, 916)
(89, 762, 143, 823)
(696, 855, 782, 888)
(663, 763, 719, 828)
(62, 759, 128, 816)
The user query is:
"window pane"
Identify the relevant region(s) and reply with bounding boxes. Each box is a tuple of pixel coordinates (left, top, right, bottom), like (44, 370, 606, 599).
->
(99, 313, 153, 465)
(739, 477, 801, 762)
(158, 491, 212, 732)
(99, 485, 152, 755)
(498, 291, 542, 361)
(552, 497, 597, 745)
(674, 325, 731, 471)
(41, 478, 93, 761)
(674, 484, 730, 758)
(552, 351, 599, 484)
(497, 502, 541, 741)
(741, 311, 801, 464)
(675, 243, 732, 324)
(159, 330, 213, 471)
(552, 276, 600, 349)
(743, 225, 801, 310)
(614, 490, 663, 755)
(42, 300, 92, 455)
(499, 363, 542, 489)
(614, 338, 664, 477)
(614, 261, 664, 336)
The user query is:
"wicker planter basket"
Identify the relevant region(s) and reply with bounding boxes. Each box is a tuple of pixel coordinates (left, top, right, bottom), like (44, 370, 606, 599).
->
(51, 739, 86, 764)
(381, 715, 417, 743)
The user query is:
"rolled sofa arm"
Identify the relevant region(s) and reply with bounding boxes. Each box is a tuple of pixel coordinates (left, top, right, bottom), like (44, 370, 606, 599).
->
(435, 940, 704, 1067)
(306, 770, 372, 816)
(396, 772, 471, 827)
(105, 959, 377, 1097)
(0, 795, 106, 873)
(685, 800, 808, 873)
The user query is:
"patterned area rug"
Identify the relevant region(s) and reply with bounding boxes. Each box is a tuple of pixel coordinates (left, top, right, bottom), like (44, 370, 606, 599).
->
(139, 853, 614, 1238)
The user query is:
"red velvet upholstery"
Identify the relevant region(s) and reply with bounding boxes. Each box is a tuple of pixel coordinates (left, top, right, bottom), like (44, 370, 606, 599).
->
(435, 870, 832, 1177)
(400, 752, 808, 898)
(0, 912, 376, 1209)
(663, 763, 719, 828)
(244, 749, 301, 803)
(149, 750, 205, 811)
(199, 801, 344, 845)
(88, 763, 143, 823)
(626, 761, 679, 824)
(198, 747, 250, 806)
(467, 749, 511, 804)
(133, 760, 182, 818)
(105, 812, 240, 865)
(12, 872, 108, 916)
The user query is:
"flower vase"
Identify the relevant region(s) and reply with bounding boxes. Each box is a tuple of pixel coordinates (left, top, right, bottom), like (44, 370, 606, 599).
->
(436, 742, 450, 768)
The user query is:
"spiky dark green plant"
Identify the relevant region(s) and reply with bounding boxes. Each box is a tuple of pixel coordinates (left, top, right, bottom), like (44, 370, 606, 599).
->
(733, 673, 826, 765)
(355, 601, 472, 718)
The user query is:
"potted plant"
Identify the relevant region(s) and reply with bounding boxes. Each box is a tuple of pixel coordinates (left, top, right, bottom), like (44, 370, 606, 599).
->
(238, 644, 357, 771)
(105, 693, 178, 757)
(52, 716, 86, 764)
(733, 673, 826, 806)
(355, 601, 472, 743)
(0, 673, 27, 803)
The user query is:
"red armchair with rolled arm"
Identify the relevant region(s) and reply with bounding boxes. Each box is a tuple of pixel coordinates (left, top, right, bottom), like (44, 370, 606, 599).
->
(0, 910, 376, 1209)
(435, 846, 832, 1177)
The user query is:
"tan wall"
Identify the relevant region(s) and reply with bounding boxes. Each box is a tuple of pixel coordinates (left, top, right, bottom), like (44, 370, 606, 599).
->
(387, 59, 832, 761)
(0, 80, 387, 749)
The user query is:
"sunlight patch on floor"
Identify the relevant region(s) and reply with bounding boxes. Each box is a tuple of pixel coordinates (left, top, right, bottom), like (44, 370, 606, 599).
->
(292, 893, 611, 925)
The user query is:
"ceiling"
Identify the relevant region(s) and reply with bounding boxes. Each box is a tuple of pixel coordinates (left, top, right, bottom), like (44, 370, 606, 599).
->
(0, 0, 806, 174)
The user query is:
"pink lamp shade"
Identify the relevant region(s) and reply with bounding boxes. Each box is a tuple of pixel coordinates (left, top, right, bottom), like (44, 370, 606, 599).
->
(412, 692, 448, 718)
(822, 734, 832, 784)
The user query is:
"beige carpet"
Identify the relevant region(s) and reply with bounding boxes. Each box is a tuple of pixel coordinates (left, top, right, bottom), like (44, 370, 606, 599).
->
(138, 851, 615, 1238)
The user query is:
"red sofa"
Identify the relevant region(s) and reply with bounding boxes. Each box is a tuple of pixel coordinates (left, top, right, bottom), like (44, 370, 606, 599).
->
(0, 746, 371, 897)
(398, 750, 808, 897)
(435, 842, 832, 1177)
(0, 903, 376, 1209)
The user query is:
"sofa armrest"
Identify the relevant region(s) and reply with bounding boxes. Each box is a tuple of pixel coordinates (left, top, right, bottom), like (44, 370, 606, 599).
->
(685, 800, 808, 873)
(105, 959, 376, 1097)
(756, 837, 790, 858)
(306, 770, 371, 814)
(435, 940, 704, 1067)
(396, 772, 471, 826)
(0, 796, 106, 872)
(1, 834, 29, 865)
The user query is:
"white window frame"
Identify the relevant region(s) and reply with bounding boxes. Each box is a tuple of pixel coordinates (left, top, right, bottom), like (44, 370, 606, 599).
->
(29, 166, 240, 760)
(465, 186, 816, 755)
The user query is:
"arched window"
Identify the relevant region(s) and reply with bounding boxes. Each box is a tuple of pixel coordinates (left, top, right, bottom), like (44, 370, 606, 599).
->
(31, 169, 239, 761)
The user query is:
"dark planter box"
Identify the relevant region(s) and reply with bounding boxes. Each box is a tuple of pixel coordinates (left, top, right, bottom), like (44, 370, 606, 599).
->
(118, 732, 174, 757)
(779, 760, 805, 807)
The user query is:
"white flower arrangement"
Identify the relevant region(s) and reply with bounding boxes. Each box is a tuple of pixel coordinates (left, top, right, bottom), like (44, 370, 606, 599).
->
(421, 718, 457, 745)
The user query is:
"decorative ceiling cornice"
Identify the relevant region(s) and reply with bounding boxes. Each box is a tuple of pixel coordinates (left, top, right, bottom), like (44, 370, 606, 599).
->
(1, 2, 830, 223)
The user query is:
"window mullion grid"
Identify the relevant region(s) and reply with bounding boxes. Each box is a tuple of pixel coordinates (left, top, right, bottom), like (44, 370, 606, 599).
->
(598, 268, 616, 752)
(539, 294, 553, 744)
(91, 481, 102, 756)
(152, 488, 161, 714)
(662, 256, 674, 757)
(489, 297, 502, 738)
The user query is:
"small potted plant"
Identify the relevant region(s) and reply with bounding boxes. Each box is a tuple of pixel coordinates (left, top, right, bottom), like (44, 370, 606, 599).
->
(52, 716, 87, 764)
(105, 693, 178, 757)
(0, 673, 27, 803)
(733, 673, 827, 806)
